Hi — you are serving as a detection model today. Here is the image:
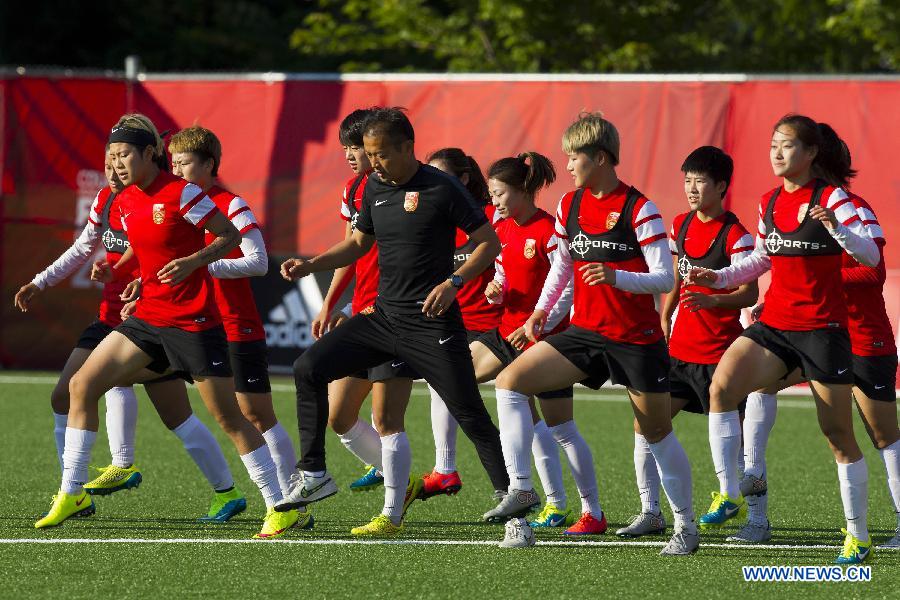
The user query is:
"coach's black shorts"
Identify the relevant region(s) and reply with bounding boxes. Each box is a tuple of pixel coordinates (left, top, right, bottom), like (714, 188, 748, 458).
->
(117, 317, 232, 378)
(669, 357, 746, 415)
(475, 328, 573, 400)
(229, 339, 271, 394)
(852, 353, 897, 402)
(742, 322, 852, 384)
(75, 320, 114, 350)
(544, 325, 670, 393)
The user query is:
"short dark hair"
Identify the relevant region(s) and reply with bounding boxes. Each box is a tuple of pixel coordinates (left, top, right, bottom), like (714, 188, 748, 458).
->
(338, 109, 376, 146)
(362, 107, 415, 147)
(681, 146, 734, 197)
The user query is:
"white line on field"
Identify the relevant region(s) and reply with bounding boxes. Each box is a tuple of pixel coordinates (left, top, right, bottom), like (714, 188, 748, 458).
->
(1, 375, 895, 410)
(1, 537, 882, 551)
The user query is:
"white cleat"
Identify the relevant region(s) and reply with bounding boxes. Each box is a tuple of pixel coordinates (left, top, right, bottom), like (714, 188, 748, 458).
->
(615, 511, 667, 538)
(739, 473, 767, 498)
(499, 517, 536, 548)
(274, 470, 338, 511)
(878, 527, 900, 550)
(660, 530, 700, 556)
(727, 520, 772, 543)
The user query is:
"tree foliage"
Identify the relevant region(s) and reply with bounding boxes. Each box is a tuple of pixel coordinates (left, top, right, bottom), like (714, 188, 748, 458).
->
(1, 0, 897, 73)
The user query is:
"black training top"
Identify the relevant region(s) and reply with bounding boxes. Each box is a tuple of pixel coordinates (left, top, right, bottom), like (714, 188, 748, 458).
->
(355, 163, 489, 314)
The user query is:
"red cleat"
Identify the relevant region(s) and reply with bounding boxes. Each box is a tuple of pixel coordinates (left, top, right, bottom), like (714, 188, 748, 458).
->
(420, 469, 463, 500)
(564, 512, 607, 535)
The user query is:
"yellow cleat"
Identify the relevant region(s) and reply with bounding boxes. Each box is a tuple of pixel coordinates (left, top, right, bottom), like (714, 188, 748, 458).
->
(84, 464, 142, 496)
(35, 491, 95, 528)
(351, 514, 403, 537)
(402, 476, 424, 517)
(254, 507, 301, 539)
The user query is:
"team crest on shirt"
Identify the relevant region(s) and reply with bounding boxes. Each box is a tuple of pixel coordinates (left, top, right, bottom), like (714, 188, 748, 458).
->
(523, 238, 537, 259)
(404, 192, 419, 212)
(152, 203, 166, 225)
(605, 211, 620, 230)
(361, 305, 375, 315)
(797, 203, 809, 223)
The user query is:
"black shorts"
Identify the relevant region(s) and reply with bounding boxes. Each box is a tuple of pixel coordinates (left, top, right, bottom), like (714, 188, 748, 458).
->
(852, 353, 897, 402)
(229, 339, 271, 394)
(117, 317, 232, 378)
(742, 322, 853, 384)
(75, 320, 114, 350)
(367, 358, 420, 383)
(543, 325, 671, 393)
(475, 328, 573, 400)
(669, 357, 746, 415)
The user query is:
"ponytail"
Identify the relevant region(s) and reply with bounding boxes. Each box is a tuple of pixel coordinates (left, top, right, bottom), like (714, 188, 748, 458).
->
(426, 147, 489, 205)
(487, 151, 556, 198)
(773, 114, 857, 188)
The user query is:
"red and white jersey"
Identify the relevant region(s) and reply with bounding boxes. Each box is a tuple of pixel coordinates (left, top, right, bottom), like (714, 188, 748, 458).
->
(340, 171, 379, 314)
(756, 181, 860, 331)
(205, 185, 265, 342)
(495, 209, 566, 342)
(668, 211, 754, 364)
(843, 193, 896, 356)
(454, 204, 502, 333)
(119, 171, 221, 331)
(89, 187, 141, 327)
(554, 182, 668, 344)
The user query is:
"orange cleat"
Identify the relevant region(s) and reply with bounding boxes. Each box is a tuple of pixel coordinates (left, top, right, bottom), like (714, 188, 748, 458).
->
(420, 469, 463, 500)
(564, 512, 607, 536)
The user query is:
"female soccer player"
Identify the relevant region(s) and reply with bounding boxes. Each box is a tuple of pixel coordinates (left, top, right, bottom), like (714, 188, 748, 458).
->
(34, 114, 299, 539)
(422, 147, 501, 499)
(492, 113, 698, 555)
(617, 146, 758, 539)
(688, 115, 880, 563)
(16, 150, 241, 522)
(728, 128, 899, 550)
(167, 125, 305, 515)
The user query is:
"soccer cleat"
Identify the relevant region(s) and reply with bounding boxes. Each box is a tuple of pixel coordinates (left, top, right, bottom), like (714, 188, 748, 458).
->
(727, 520, 772, 543)
(84, 464, 142, 496)
(349, 465, 384, 492)
(420, 469, 463, 500)
(835, 528, 872, 564)
(878, 526, 900, 549)
(35, 491, 95, 528)
(615, 511, 667, 538)
(564, 512, 607, 536)
(698, 492, 744, 529)
(254, 507, 300, 539)
(659, 530, 700, 555)
(482, 489, 540, 523)
(351, 514, 403, 537)
(739, 473, 767, 498)
(529, 503, 574, 528)
(499, 517, 535, 548)
(275, 470, 338, 511)
(198, 488, 247, 523)
(402, 477, 424, 517)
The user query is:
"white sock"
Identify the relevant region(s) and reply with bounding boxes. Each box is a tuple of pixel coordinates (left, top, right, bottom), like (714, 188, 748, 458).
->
(105, 386, 138, 468)
(737, 443, 745, 478)
(60, 428, 97, 495)
(746, 477, 769, 526)
(381, 432, 411, 525)
(634, 433, 661, 514)
(173, 415, 234, 491)
(837, 458, 869, 542)
(709, 411, 742, 499)
(743, 392, 777, 478)
(303, 470, 326, 478)
(53, 412, 68, 474)
(240, 445, 283, 509)
(649, 431, 696, 534)
(495, 388, 534, 492)
(532, 420, 566, 509)
(429, 385, 458, 474)
(878, 439, 900, 528)
(551, 420, 601, 516)
(338, 419, 383, 473)
(262, 422, 298, 496)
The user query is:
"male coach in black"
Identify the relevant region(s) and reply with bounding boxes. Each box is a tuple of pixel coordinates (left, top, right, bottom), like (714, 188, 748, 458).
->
(277, 107, 509, 512)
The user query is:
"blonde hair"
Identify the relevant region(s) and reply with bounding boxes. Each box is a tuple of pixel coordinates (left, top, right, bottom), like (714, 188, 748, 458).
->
(561, 112, 620, 166)
(113, 113, 166, 167)
(168, 125, 223, 176)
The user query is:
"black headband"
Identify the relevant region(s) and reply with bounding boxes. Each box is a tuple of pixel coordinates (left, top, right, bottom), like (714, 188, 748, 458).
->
(108, 126, 156, 148)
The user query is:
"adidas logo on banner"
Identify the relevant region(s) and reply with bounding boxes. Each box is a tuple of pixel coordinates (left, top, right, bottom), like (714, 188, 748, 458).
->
(265, 276, 324, 349)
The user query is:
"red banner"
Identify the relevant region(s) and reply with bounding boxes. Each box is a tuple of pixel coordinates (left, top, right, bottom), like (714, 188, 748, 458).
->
(2, 74, 898, 368)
